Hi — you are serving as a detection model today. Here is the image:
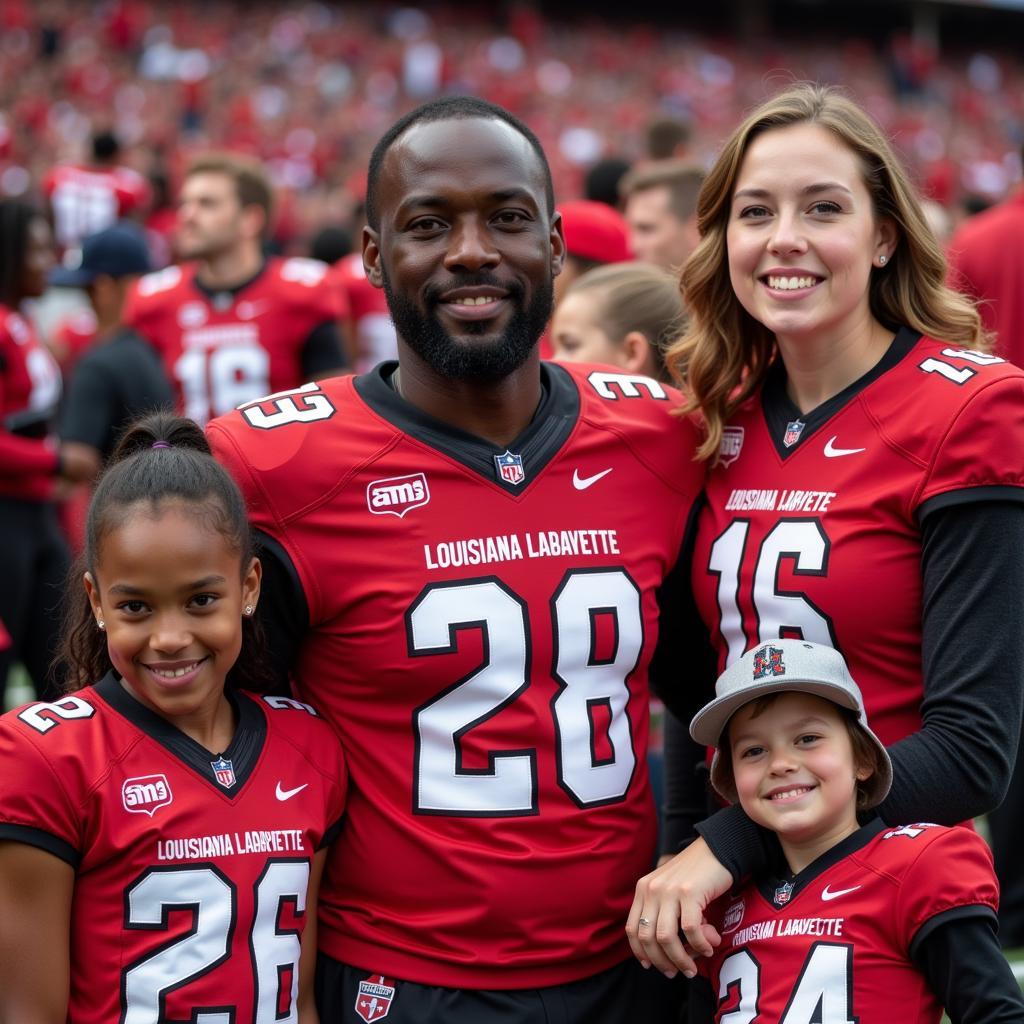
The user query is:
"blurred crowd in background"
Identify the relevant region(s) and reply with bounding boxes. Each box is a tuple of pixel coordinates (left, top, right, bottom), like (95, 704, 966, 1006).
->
(1, 0, 1022, 263)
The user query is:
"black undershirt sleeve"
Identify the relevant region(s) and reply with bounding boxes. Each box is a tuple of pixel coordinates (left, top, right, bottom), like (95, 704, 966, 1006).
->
(300, 320, 347, 378)
(252, 530, 309, 693)
(666, 500, 1024, 879)
(911, 909, 1024, 1023)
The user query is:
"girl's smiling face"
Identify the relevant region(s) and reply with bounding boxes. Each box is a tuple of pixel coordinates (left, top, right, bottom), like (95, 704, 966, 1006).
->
(86, 499, 260, 732)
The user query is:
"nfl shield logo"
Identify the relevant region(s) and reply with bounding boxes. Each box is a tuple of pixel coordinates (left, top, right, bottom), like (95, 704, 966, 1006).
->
(783, 419, 805, 448)
(210, 756, 236, 789)
(494, 450, 525, 486)
(774, 881, 794, 906)
(355, 975, 395, 1022)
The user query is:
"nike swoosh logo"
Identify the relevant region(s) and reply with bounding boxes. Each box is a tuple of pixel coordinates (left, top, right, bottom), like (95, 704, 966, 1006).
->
(573, 468, 613, 490)
(275, 782, 308, 801)
(821, 884, 861, 901)
(823, 436, 866, 458)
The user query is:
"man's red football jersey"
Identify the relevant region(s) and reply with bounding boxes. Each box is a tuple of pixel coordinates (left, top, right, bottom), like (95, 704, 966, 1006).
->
(0, 305, 61, 499)
(0, 674, 346, 1024)
(692, 329, 1024, 746)
(699, 820, 999, 1022)
(209, 362, 703, 988)
(41, 164, 151, 252)
(333, 253, 396, 373)
(124, 257, 343, 425)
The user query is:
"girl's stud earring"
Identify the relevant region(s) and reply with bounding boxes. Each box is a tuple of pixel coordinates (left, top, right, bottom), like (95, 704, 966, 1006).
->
(97, 620, 105, 630)
(244, 606, 254, 617)
(877, 254, 887, 265)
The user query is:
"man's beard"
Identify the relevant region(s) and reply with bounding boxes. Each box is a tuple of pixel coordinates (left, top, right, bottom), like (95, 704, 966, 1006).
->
(382, 269, 554, 384)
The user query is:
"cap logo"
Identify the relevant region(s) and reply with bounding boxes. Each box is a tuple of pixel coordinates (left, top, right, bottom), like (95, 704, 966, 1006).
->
(752, 645, 785, 680)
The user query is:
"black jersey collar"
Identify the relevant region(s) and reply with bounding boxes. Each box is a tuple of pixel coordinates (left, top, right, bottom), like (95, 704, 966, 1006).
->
(762, 326, 921, 459)
(354, 360, 580, 494)
(193, 259, 269, 309)
(756, 816, 887, 909)
(95, 671, 266, 795)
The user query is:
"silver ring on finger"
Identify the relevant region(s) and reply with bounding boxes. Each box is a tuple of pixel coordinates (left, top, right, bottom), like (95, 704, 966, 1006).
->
(639, 917, 652, 927)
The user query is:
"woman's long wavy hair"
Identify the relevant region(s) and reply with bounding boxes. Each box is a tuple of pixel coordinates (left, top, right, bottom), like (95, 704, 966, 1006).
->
(57, 411, 270, 692)
(666, 83, 988, 462)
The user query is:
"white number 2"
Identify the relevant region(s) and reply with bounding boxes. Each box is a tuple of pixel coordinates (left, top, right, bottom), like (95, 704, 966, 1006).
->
(408, 570, 642, 815)
(122, 860, 309, 1024)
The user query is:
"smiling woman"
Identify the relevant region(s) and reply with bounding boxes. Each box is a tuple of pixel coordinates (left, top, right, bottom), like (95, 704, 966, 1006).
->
(628, 85, 1024, 1016)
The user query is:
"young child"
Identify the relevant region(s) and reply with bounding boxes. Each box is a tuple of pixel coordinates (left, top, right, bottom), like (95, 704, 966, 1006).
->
(0, 411, 347, 1024)
(687, 638, 1024, 1024)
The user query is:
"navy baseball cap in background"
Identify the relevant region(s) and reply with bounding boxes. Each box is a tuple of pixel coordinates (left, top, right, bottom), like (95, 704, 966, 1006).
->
(51, 221, 152, 287)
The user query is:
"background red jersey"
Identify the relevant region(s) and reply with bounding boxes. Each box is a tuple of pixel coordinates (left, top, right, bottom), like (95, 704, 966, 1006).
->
(699, 820, 998, 1022)
(125, 256, 343, 425)
(0, 305, 61, 499)
(42, 164, 150, 252)
(693, 329, 1024, 747)
(0, 675, 347, 1024)
(209, 362, 703, 988)
(333, 253, 396, 373)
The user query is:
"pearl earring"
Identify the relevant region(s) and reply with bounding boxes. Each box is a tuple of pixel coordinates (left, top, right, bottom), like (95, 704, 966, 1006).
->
(877, 254, 887, 265)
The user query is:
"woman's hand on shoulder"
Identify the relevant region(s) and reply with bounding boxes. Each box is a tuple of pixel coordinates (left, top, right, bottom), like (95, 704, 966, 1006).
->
(626, 837, 730, 977)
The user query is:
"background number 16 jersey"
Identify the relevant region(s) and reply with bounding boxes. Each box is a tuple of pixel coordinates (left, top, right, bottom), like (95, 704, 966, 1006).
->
(209, 361, 703, 988)
(693, 329, 1024, 748)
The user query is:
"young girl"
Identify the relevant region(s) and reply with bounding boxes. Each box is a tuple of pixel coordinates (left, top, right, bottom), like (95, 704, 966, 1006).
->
(550, 261, 684, 382)
(0, 412, 347, 1024)
(686, 639, 1024, 1023)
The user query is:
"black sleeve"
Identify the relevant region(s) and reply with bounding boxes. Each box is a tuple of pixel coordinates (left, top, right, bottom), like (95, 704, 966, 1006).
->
(686, 500, 1024, 881)
(60, 356, 115, 450)
(911, 909, 1024, 1023)
(254, 530, 309, 692)
(877, 499, 1024, 824)
(652, 497, 725, 856)
(300, 320, 347, 377)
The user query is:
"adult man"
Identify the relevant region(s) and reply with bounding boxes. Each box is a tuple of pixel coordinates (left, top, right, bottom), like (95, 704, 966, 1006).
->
(42, 131, 150, 255)
(55, 222, 173, 484)
(621, 160, 703, 273)
(209, 97, 702, 1023)
(125, 153, 346, 425)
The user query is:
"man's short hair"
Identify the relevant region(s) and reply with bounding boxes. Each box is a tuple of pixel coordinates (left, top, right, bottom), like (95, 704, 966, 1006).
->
(645, 116, 692, 160)
(184, 153, 274, 238)
(620, 160, 704, 222)
(365, 96, 554, 230)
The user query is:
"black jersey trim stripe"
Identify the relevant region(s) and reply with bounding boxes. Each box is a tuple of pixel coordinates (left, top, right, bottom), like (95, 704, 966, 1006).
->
(94, 672, 267, 795)
(192, 259, 268, 303)
(762, 326, 922, 460)
(353, 361, 580, 494)
(917, 486, 1024, 522)
(755, 816, 887, 909)
(909, 903, 1000, 961)
(0, 822, 80, 867)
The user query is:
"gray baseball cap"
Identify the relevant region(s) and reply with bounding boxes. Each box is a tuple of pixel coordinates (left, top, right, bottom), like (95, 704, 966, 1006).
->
(690, 639, 892, 809)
